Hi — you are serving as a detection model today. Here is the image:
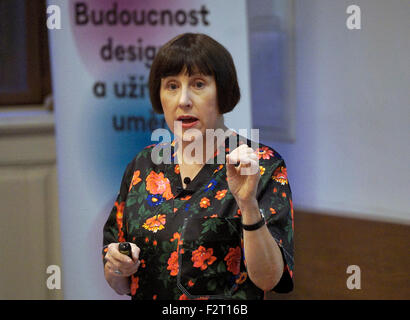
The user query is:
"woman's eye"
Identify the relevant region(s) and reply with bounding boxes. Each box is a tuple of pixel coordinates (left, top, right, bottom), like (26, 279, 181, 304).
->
(167, 83, 178, 90)
(194, 81, 205, 89)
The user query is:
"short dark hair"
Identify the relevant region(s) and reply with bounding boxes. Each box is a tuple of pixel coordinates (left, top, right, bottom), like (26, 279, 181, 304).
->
(148, 33, 240, 114)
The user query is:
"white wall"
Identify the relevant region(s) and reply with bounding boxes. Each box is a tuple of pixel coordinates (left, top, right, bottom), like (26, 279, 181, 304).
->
(266, 0, 410, 223)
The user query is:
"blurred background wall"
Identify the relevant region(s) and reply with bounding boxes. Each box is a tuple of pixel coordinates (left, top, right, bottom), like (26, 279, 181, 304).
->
(271, 0, 410, 224)
(268, 0, 410, 300)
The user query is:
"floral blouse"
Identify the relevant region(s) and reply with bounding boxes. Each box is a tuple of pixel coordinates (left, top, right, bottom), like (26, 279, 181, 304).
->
(102, 133, 294, 300)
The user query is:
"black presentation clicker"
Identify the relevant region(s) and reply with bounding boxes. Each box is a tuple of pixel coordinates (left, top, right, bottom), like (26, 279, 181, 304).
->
(118, 242, 132, 259)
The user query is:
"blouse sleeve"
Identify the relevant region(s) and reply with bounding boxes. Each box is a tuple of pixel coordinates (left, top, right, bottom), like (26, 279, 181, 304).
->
(101, 160, 134, 262)
(256, 156, 294, 293)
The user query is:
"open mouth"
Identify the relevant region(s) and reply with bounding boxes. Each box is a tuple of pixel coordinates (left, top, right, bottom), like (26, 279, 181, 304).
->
(177, 115, 198, 123)
(177, 115, 199, 128)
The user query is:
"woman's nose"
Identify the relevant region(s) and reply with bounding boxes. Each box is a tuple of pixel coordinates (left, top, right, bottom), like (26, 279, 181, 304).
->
(178, 86, 193, 108)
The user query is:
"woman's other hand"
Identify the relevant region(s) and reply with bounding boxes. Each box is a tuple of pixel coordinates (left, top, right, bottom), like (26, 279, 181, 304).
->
(104, 242, 141, 295)
(105, 242, 141, 277)
(226, 144, 260, 205)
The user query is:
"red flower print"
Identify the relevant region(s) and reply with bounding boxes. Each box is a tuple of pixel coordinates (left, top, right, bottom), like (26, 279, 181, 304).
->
(114, 201, 125, 242)
(236, 272, 247, 284)
(167, 251, 179, 276)
(129, 170, 141, 191)
(257, 147, 274, 160)
(289, 198, 294, 231)
(174, 164, 180, 174)
(224, 246, 241, 275)
(179, 294, 209, 300)
(273, 166, 288, 185)
(286, 265, 293, 278)
(170, 232, 182, 246)
(215, 189, 227, 200)
(146, 171, 174, 200)
(191, 246, 217, 271)
(130, 275, 139, 295)
(171, 232, 183, 258)
(199, 197, 211, 208)
(142, 214, 166, 233)
(270, 208, 277, 215)
(213, 164, 223, 173)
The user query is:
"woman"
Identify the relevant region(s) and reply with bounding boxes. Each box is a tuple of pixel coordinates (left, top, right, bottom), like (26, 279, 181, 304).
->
(102, 33, 294, 300)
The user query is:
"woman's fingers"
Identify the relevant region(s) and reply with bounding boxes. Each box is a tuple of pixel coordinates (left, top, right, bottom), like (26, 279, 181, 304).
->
(227, 145, 259, 176)
(107, 257, 139, 277)
(130, 243, 140, 262)
(227, 144, 249, 162)
(225, 154, 236, 178)
(227, 145, 257, 162)
(106, 243, 141, 277)
(240, 158, 260, 175)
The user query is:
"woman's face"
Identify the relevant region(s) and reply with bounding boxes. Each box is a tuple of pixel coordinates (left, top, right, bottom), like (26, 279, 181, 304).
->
(160, 68, 224, 140)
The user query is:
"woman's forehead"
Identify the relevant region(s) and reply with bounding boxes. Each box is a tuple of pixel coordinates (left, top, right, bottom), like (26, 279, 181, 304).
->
(161, 67, 212, 79)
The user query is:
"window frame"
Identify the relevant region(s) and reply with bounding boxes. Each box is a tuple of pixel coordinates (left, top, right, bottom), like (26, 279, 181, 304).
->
(0, 0, 51, 107)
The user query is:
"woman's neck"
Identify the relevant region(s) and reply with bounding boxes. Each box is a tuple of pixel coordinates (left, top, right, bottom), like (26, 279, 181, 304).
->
(176, 123, 230, 166)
